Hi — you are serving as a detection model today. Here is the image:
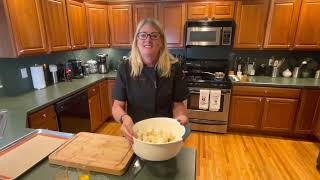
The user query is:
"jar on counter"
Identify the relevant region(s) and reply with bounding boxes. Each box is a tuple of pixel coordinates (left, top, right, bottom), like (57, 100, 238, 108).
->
(315, 70, 320, 79)
(86, 59, 98, 74)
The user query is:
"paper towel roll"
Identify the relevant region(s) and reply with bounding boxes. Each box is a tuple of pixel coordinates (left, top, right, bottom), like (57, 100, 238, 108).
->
(30, 65, 46, 90)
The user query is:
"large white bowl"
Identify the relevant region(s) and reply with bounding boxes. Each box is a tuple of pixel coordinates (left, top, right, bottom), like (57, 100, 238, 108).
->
(132, 117, 185, 161)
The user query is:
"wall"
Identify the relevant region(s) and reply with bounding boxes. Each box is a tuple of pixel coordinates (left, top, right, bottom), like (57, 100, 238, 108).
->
(0, 48, 130, 96)
(1, 47, 320, 97)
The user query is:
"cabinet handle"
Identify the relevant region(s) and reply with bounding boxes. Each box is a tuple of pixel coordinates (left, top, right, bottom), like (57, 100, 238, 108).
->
(42, 114, 46, 118)
(264, 90, 267, 94)
(92, 88, 96, 92)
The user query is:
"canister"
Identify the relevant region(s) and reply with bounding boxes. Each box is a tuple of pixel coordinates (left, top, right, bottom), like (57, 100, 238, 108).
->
(315, 70, 320, 79)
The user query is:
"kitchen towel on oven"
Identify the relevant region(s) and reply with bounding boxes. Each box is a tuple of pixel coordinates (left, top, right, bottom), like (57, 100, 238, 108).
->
(209, 90, 221, 111)
(199, 89, 210, 110)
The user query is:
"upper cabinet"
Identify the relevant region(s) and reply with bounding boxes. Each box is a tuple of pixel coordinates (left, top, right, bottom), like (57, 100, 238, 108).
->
(187, 2, 210, 20)
(159, 3, 186, 48)
(108, 5, 133, 47)
(211, 1, 235, 19)
(133, 4, 158, 28)
(187, 1, 235, 20)
(66, 0, 88, 49)
(42, 0, 71, 52)
(264, 0, 301, 49)
(85, 3, 109, 48)
(293, 0, 320, 49)
(0, 0, 48, 57)
(234, 0, 269, 49)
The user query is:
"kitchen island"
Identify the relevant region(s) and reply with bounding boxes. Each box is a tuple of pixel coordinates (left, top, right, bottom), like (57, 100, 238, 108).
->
(16, 147, 196, 180)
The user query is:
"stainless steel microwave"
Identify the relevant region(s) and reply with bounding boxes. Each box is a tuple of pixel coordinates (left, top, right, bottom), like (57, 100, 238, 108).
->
(185, 20, 235, 47)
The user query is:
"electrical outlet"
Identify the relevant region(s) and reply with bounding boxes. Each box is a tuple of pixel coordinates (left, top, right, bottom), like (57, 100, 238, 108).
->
(20, 68, 28, 79)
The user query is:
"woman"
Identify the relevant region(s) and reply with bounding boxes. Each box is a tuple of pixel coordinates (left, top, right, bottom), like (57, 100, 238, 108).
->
(112, 18, 189, 144)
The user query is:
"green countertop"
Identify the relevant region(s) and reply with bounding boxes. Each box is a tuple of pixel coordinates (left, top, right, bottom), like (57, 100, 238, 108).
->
(0, 71, 117, 148)
(17, 147, 196, 180)
(232, 76, 320, 88)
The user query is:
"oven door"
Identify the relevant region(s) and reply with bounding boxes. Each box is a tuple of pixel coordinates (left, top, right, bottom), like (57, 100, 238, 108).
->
(186, 27, 222, 46)
(186, 87, 230, 122)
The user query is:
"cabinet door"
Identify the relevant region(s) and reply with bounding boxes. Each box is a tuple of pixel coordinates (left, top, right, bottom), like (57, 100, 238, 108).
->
(107, 80, 116, 114)
(4, 0, 47, 56)
(229, 96, 264, 129)
(108, 5, 133, 47)
(85, 3, 109, 48)
(293, 0, 320, 49)
(159, 3, 186, 48)
(187, 2, 209, 20)
(264, 0, 301, 49)
(312, 98, 320, 140)
(99, 80, 111, 121)
(234, 0, 269, 49)
(28, 105, 58, 131)
(211, 1, 235, 19)
(261, 98, 298, 133)
(89, 94, 102, 132)
(295, 89, 320, 135)
(66, 0, 88, 49)
(42, 0, 71, 52)
(133, 4, 158, 28)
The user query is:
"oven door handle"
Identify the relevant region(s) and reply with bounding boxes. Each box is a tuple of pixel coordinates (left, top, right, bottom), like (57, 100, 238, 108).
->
(189, 89, 231, 94)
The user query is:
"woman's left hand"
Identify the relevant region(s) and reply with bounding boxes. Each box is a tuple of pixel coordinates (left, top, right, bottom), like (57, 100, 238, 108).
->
(176, 115, 188, 125)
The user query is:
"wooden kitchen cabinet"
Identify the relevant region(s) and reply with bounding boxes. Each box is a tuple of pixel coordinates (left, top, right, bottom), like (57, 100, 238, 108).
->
(233, 0, 269, 49)
(187, 2, 210, 20)
(261, 98, 298, 132)
(42, 0, 71, 52)
(187, 1, 235, 20)
(133, 4, 158, 28)
(0, 0, 47, 57)
(66, 0, 88, 49)
(88, 84, 102, 132)
(85, 3, 109, 48)
(264, 0, 301, 49)
(295, 89, 320, 135)
(99, 80, 112, 121)
(211, 1, 235, 19)
(229, 96, 263, 129)
(28, 105, 58, 131)
(107, 80, 116, 114)
(108, 5, 133, 47)
(293, 0, 320, 49)
(159, 3, 186, 48)
(229, 85, 301, 135)
(312, 97, 320, 140)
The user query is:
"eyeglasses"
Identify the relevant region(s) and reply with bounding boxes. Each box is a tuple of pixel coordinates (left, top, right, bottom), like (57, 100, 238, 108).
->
(137, 32, 161, 40)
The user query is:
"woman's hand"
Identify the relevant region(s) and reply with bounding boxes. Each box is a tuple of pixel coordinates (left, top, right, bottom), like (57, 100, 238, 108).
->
(176, 115, 188, 125)
(120, 115, 134, 145)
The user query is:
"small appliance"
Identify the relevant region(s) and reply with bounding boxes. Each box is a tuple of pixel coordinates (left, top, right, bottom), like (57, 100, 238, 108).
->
(30, 64, 46, 90)
(97, 53, 109, 74)
(49, 64, 58, 84)
(185, 20, 235, 47)
(68, 59, 84, 79)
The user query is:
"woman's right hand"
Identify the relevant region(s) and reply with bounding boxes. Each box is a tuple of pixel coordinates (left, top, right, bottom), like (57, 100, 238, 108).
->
(120, 115, 134, 145)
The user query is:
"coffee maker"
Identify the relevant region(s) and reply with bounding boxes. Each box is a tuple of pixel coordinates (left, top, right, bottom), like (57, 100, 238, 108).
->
(68, 59, 84, 79)
(97, 54, 109, 74)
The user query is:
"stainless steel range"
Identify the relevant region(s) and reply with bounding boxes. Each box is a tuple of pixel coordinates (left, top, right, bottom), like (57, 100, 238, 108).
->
(183, 59, 231, 133)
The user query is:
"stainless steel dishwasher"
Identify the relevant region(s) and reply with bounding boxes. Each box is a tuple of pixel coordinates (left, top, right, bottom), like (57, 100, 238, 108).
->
(55, 90, 91, 133)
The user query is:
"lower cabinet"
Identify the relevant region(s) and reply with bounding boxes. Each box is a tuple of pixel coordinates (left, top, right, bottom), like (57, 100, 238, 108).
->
(88, 84, 102, 132)
(27, 105, 59, 131)
(107, 80, 116, 114)
(229, 86, 300, 135)
(99, 80, 112, 121)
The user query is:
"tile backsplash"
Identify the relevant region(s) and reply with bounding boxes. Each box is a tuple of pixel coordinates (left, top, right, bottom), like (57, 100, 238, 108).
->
(1, 47, 320, 97)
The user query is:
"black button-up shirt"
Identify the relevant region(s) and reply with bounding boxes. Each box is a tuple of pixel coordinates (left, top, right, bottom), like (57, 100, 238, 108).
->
(113, 61, 189, 123)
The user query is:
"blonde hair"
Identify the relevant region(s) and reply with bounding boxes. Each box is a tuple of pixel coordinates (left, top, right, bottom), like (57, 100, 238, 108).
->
(129, 18, 177, 78)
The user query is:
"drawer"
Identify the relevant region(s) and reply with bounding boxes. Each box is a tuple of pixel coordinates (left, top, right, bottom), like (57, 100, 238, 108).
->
(28, 105, 56, 121)
(28, 105, 58, 130)
(232, 86, 301, 99)
(88, 83, 100, 98)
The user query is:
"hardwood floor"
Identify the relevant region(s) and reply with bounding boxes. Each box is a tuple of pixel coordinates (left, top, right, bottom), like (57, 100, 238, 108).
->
(96, 120, 320, 180)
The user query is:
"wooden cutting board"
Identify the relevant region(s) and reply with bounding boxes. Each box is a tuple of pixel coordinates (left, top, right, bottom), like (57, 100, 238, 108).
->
(48, 132, 134, 176)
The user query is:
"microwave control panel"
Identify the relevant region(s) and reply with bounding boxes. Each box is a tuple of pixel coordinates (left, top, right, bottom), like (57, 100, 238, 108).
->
(222, 27, 232, 46)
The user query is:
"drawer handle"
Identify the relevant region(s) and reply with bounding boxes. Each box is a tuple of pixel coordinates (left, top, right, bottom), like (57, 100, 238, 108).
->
(264, 90, 267, 94)
(42, 114, 46, 118)
(92, 89, 96, 92)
